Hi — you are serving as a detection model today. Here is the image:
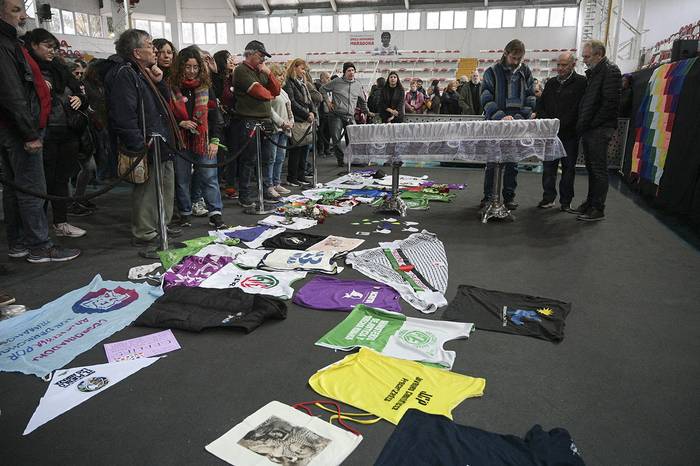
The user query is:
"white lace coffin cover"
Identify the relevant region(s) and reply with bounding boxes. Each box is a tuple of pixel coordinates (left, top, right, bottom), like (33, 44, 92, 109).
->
(345, 230, 448, 313)
(345, 119, 566, 164)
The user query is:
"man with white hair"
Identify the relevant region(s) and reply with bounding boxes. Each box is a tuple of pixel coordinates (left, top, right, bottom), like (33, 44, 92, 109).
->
(535, 51, 587, 212)
(575, 40, 621, 221)
(0, 0, 80, 263)
(469, 71, 482, 115)
(457, 75, 474, 115)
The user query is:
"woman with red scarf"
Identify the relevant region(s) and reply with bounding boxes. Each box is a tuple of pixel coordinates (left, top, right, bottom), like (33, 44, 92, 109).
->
(169, 47, 226, 229)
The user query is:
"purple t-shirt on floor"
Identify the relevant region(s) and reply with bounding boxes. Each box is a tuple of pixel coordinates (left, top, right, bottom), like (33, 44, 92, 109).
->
(293, 276, 402, 312)
(163, 255, 233, 290)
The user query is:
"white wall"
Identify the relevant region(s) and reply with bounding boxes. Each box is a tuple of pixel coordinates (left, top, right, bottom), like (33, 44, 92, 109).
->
(39, 1, 578, 66)
(132, 0, 168, 17)
(50, 0, 101, 15)
(245, 24, 577, 58)
(615, 0, 700, 72)
(181, 0, 231, 22)
(641, 0, 700, 48)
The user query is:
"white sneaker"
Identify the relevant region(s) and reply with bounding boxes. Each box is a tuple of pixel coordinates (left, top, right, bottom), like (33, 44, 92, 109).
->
(53, 222, 87, 238)
(192, 199, 209, 217)
(1, 304, 27, 320)
(274, 184, 291, 195)
(266, 187, 281, 199)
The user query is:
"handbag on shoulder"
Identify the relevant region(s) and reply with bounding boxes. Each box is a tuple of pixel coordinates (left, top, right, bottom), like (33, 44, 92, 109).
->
(117, 93, 149, 184)
(290, 120, 313, 146)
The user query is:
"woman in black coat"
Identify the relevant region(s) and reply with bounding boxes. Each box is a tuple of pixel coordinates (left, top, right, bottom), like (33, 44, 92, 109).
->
(425, 80, 441, 114)
(440, 80, 461, 114)
(283, 58, 316, 186)
(378, 71, 405, 123)
(25, 28, 88, 238)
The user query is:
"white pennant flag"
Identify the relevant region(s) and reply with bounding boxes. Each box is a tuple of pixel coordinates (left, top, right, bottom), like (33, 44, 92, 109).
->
(24, 357, 160, 435)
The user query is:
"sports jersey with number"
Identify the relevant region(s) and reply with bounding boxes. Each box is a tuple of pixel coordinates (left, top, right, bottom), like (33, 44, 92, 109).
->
(199, 263, 307, 300)
(308, 348, 485, 425)
(293, 277, 401, 312)
(345, 230, 448, 313)
(262, 249, 343, 274)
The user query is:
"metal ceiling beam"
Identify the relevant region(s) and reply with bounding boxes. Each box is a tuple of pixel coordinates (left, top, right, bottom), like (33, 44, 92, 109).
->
(224, 0, 239, 17)
(330, 0, 338, 12)
(259, 0, 271, 15)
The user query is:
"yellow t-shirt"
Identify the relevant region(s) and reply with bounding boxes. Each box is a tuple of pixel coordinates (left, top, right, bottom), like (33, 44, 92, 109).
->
(308, 348, 486, 425)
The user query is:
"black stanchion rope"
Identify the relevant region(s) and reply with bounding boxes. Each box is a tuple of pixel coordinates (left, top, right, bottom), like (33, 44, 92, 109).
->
(0, 150, 148, 203)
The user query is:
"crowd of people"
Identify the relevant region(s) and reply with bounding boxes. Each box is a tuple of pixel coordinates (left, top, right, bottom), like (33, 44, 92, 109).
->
(0, 0, 621, 278)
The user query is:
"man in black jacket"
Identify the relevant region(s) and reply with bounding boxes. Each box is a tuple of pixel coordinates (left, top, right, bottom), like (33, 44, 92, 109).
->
(104, 29, 181, 246)
(535, 52, 587, 211)
(575, 40, 621, 221)
(0, 0, 79, 263)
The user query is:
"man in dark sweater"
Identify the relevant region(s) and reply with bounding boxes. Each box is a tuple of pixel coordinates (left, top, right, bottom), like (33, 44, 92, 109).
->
(535, 52, 587, 212)
(575, 40, 621, 221)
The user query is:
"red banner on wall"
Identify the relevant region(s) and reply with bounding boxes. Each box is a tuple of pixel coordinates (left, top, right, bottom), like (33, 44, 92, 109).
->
(350, 35, 374, 47)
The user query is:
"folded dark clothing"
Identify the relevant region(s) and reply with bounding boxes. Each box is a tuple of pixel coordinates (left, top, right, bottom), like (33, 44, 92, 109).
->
(135, 286, 286, 333)
(375, 409, 585, 466)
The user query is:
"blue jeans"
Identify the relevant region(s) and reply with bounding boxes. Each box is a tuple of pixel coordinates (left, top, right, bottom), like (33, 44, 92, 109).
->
(232, 119, 273, 203)
(483, 162, 518, 202)
(269, 132, 287, 186)
(174, 150, 223, 216)
(328, 114, 352, 163)
(0, 128, 51, 251)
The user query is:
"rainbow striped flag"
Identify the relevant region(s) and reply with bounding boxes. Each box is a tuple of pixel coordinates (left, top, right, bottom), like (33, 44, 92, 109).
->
(631, 57, 697, 185)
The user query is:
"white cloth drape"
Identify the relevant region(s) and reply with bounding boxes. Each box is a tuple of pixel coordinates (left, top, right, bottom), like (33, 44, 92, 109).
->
(346, 119, 567, 164)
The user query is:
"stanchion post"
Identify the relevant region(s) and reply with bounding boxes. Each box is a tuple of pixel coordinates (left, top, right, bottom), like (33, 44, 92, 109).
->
(255, 123, 265, 209)
(495, 162, 504, 205)
(391, 161, 402, 200)
(311, 118, 318, 186)
(151, 133, 168, 251)
(244, 121, 276, 215)
(480, 162, 514, 223)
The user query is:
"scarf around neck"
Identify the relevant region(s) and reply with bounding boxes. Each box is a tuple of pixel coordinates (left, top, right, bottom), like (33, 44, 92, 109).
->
(171, 79, 213, 155)
(134, 61, 185, 150)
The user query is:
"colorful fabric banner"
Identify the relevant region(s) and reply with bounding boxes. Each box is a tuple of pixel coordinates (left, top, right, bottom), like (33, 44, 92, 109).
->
(0, 275, 162, 377)
(631, 57, 697, 185)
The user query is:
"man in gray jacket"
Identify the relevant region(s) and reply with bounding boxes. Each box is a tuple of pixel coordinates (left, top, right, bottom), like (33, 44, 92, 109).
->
(319, 62, 372, 167)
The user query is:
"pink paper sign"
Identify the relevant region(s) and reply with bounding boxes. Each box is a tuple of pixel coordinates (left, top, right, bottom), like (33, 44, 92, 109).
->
(104, 330, 181, 363)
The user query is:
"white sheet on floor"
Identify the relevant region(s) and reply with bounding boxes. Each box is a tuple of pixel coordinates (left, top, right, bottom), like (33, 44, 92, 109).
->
(258, 216, 318, 231)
